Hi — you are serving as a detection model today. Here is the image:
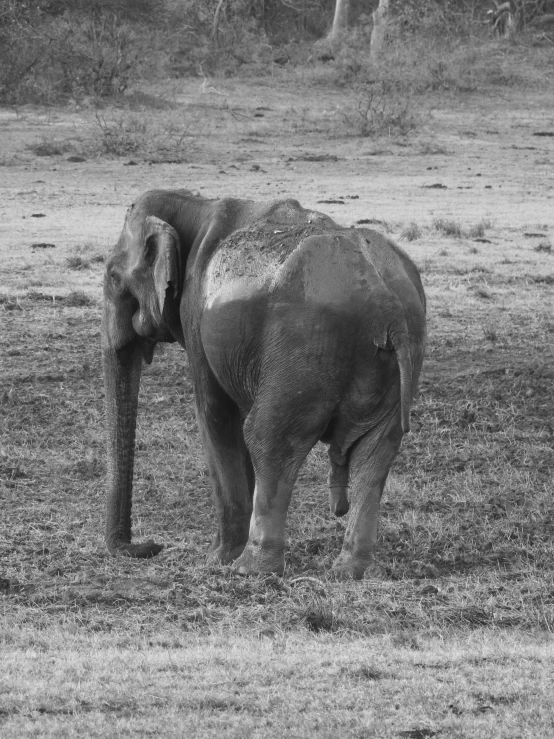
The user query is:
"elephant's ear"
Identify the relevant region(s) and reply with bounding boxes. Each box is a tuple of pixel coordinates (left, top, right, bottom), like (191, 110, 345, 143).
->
(145, 216, 182, 316)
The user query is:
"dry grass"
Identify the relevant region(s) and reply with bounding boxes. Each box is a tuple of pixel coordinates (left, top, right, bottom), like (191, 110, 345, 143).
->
(0, 211, 554, 635)
(468, 219, 493, 239)
(433, 219, 464, 239)
(401, 222, 422, 242)
(1, 631, 553, 738)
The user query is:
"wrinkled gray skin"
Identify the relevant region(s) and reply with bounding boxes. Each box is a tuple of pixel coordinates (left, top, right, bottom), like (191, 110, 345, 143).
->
(102, 190, 426, 579)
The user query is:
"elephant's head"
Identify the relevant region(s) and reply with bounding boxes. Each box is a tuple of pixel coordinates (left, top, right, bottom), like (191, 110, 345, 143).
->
(102, 206, 187, 558)
(102, 212, 183, 362)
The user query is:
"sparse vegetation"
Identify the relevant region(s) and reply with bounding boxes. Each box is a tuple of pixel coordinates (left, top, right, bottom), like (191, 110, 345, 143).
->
(66, 256, 90, 270)
(483, 324, 498, 341)
(468, 219, 493, 239)
(27, 137, 74, 157)
(92, 110, 190, 161)
(433, 218, 464, 238)
(342, 81, 418, 137)
(401, 222, 422, 242)
(65, 290, 96, 307)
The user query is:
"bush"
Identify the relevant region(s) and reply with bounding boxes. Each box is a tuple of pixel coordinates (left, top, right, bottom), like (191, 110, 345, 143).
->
(342, 80, 418, 137)
(52, 13, 140, 97)
(92, 110, 190, 161)
(1, 0, 553, 104)
(0, 0, 161, 103)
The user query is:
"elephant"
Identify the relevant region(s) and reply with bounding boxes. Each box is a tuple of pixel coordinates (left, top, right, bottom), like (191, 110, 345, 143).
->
(102, 189, 426, 580)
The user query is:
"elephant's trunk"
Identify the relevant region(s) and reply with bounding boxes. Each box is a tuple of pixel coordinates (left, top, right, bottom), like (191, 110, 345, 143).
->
(103, 341, 163, 558)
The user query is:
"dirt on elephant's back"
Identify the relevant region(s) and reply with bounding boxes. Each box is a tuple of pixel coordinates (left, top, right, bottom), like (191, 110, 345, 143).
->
(209, 221, 340, 285)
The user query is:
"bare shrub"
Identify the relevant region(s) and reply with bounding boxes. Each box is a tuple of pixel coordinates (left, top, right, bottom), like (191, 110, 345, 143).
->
(94, 112, 149, 156)
(342, 81, 417, 137)
(92, 110, 190, 160)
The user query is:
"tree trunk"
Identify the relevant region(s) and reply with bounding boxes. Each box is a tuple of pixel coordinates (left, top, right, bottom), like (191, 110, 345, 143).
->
(370, 0, 390, 63)
(329, 0, 350, 39)
(211, 0, 228, 47)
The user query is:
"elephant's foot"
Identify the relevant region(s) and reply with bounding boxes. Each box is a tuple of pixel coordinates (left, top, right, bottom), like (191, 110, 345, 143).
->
(331, 550, 371, 581)
(108, 538, 164, 559)
(206, 542, 246, 566)
(231, 542, 285, 576)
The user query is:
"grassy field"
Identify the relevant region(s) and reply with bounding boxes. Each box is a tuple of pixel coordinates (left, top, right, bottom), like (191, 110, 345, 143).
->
(1, 72, 554, 736)
(3, 631, 554, 737)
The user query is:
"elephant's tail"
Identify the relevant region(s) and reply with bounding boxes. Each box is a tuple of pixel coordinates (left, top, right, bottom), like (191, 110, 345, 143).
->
(389, 327, 413, 434)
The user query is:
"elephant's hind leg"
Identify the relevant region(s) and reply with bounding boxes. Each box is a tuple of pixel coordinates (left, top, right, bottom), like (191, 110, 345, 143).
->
(332, 417, 403, 580)
(232, 476, 296, 576)
(233, 407, 324, 576)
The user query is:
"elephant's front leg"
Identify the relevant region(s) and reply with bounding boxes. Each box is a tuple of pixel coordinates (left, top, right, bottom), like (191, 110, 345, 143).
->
(332, 418, 403, 580)
(195, 389, 254, 566)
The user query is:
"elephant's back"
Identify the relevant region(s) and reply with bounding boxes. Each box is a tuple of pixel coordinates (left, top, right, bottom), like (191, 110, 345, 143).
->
(203, 220, 331, 307)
